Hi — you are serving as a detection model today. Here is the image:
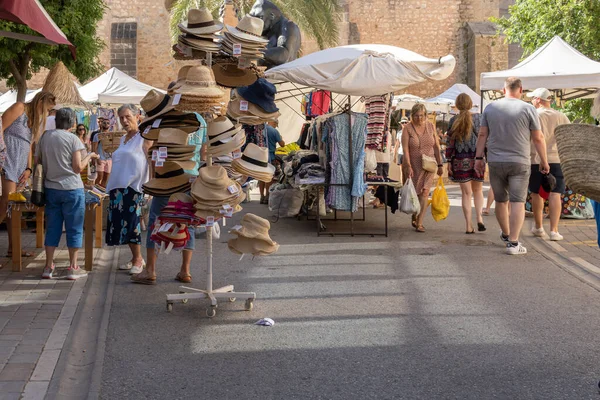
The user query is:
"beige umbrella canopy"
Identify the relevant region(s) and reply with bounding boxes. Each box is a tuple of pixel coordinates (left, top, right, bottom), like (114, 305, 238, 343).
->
(42, 61, 89, 109)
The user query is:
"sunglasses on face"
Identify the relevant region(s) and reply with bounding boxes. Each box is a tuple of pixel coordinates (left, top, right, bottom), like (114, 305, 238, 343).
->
(77, 128, 86, 131)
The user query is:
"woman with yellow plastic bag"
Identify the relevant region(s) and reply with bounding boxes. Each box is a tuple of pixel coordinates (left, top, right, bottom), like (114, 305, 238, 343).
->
(445, 93, 486, 233)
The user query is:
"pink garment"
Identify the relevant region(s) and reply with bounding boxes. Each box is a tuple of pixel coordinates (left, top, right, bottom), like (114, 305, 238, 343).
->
(310, 90, 331, 116)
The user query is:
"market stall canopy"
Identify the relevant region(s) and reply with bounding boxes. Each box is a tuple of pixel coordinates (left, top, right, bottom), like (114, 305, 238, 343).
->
(265, 44, 456, 96)
(426, 83, 481, 113)
(0, 89, 40, 112)
(392, 93, 452, 114)
(0, 0, 75, 58)
(78, 67, 165, 105)
(480, 36, 600, 100)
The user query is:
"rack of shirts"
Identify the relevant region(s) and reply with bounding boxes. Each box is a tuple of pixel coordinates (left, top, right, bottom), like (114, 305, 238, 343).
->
(301, 90, 332, 117)
(364, 93, 392, 151)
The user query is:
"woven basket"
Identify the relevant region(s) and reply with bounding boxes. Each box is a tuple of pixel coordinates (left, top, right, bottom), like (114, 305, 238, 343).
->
(99, 131, 125, 155)
(555, 123, 600, 202)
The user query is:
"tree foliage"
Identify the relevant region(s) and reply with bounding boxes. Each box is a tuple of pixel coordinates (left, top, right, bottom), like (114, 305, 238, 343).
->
(169, 0, 341, 50)
(493, 0, 600, 123)
(0, 0, 106, 101)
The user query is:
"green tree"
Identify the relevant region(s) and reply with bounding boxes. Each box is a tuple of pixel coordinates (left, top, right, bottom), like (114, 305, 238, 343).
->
(0, 0, 106, 102)
(494, 0, 600, 123)
(169, 0, 341, 51)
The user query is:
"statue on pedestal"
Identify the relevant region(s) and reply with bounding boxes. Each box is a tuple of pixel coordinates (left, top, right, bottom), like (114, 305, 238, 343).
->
(249, 0, 301, 68)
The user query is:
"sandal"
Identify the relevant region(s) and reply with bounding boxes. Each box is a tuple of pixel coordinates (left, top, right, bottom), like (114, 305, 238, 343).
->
(175, 272, 192, 283)
(411, 214, 417, 228)
(478, 222, 487, 232)
(466, 230, 475, 234)
(6, 250, 33, 258)
(416, 225, 426, 233)
(130, 272, 157, 285)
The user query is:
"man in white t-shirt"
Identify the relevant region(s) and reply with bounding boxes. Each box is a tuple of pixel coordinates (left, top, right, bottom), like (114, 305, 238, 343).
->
(395, 117, 407, 165)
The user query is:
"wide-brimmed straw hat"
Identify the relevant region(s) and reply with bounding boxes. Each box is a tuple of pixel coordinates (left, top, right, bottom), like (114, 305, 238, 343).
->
(155, 128, 190, 146)
(155, 160, 197, 174)
(207, 116, 242, 144)
(174, 66, 225, 98)
(191, 165, 245, 203)
(237, 78, 279, 113)
(227, 213, 279, 256)
(207, 129, 245, 157)
(143, 168, 194, 196)
(225, 15, 268, 44)
(212, 62, 258, 88)
(228, 236, 279, 256)
(178, 8, 223, 35)
(140, 90, 177, 126)
(179, 35, 221, 52)
(231, 143, 275, 182)
(139, 110, 202, 135)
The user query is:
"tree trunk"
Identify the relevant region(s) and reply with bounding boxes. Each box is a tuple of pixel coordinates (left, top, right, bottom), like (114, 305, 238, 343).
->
(16, 80, 27, 102)
(9, 51, 30, 103)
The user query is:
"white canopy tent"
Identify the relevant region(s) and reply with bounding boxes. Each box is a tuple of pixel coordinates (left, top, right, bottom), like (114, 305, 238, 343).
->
(78, 67, 164, 105)
(426, 83, 481, 113)
(481, 36, 600, 101)
(392, 93, 453, 113)
(266, 44, 456, 142)
(0, 89, 41, 112)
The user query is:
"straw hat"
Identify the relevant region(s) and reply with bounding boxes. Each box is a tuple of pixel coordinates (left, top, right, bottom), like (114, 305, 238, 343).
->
(221, 32, 266, 48)
(207, 116, 242, 144)
(231, 143, 275, 182)
(178, 35, 221, 52)
(207, 129, 245, 157)
(149, 144, 196, 154)
(228, 236, 279, 256)
(191, 165, 245, 203)
(143, 168, 194, 196)
(42, 61, 88, 109)
(225, 15, 268, 44)
(212, 62, 258, 88)
(228, 95, 280, 120)
(140, 113, 202, 138)
(140, 90, 177, 126)
(178, 8, 223, 35)
(155, 128, 190, 146)
(174, 66, 225, 98)
(155, 160, 197, 174)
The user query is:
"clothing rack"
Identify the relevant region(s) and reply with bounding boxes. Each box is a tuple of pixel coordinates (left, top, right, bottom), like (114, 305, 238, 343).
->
(165, 52, 256, 318)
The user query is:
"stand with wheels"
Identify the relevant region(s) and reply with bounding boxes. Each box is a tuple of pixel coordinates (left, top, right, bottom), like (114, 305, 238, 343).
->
(165, 133, 256, 317)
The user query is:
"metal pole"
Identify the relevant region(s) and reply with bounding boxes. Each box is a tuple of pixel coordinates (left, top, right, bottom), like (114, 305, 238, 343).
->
(347, 95, 354, 236)
(206, 154, 213, 293)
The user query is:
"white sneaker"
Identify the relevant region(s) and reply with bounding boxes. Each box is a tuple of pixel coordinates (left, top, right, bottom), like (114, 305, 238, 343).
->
(66, 266, 88, 280)
(506, 242, 528, 255)
(42, 264, 55, 279)
(549, 231, 564, 241)
(129, 260, 146, 275)
(531, 226, 546, 237)
(119, 262, 133, 271)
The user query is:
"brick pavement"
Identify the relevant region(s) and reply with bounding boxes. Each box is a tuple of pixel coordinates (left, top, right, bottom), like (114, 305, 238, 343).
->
(0, 231, 96, 400)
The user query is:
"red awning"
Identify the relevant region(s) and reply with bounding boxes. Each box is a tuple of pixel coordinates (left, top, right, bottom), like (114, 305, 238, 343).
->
(0, 0, 76, 58)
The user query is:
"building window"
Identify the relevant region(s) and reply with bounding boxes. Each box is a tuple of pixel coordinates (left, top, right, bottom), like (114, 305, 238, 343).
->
(111, 22, 137, 77)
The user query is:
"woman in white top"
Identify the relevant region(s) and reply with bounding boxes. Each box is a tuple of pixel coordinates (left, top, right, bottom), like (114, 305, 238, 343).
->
(105, 104, 153, 274)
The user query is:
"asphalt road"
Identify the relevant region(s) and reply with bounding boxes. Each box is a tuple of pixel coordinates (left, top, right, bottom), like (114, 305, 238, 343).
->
(97, 202, 600, 400)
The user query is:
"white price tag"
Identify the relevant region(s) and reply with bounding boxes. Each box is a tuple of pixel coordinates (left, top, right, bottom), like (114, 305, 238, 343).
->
(231, 225, 242, 231)
(144, 126, 151, 135)
(238, 57, 251, 69)
(233, 44, 242, 57)
(232, 151, 242, 159)
(227, 185, 239, 194)
(155, 159, 164, 167)
(239, 100, 249, 112)
(152, 119, 162, 128)
(224, 210, 233, 218)
(172, 93, 181, 106)
(158, 147, 168, 158)
(206, 216, 215, 227)
(189, 177, 195, 183)
(152, 150, 158, 161)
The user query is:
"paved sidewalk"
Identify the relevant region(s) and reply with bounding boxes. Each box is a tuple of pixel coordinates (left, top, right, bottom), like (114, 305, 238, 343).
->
(0, 233, 99, 400)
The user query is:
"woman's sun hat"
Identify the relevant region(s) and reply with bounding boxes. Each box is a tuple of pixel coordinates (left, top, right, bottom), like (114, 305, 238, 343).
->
(212, 62, 258, 88)
(139, 90, 178, 126)
(173, 66, 225, 99)
(155, 128, 190, 146)
(237, 78, 279, 114)
(191, 165, 245, 204)
(178, 8, 223, 35)
(227, 214, 279, 256)
(142, 168, 195, 196)
(224, 15, 268, 44)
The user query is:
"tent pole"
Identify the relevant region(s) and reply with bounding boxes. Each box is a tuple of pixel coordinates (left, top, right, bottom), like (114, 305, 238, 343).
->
(348, 95, 354, 236)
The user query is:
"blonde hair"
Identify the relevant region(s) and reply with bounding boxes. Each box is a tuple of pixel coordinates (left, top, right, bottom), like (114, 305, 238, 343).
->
(450, 93, 473, 142)
(25, 91, 56, 143)
(411, 103, 427, 118)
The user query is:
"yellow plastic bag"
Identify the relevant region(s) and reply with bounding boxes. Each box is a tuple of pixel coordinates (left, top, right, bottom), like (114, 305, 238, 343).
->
(430, 177, 450, 222)
(8, 192, 26, 203)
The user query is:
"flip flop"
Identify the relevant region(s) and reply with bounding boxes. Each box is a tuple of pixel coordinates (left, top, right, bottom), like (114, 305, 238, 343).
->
(466, 230, 475, 234)
(6, 250, 33, 258)
(416, 225, 426, 233)
(175, 273, 192, 283)
(478, 223, 487, 232)
(411, 214, 417, 228)
(130, 273, 157, 285)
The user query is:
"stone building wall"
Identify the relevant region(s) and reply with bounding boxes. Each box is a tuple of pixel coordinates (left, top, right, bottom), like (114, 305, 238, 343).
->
(10, 0, 514, 100)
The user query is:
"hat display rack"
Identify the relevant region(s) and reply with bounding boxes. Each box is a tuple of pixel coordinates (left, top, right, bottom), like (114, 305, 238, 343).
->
(165, 7, 283, 318)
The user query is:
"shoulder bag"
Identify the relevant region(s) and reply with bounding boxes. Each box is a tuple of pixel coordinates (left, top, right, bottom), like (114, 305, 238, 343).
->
(31, 134, 46, 207)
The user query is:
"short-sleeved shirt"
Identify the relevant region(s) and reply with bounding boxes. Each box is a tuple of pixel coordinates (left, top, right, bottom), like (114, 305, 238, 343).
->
(266, 125, 282, 162)
(36, 129, 85, 190)
(481, 98, 541, 164)
(531, 107, 570, 164)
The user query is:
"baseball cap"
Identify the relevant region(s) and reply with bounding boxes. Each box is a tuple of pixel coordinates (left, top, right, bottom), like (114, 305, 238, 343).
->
(539, 172, 557, 200)
(526, 88, 553, 101)
(400, 117, 408, 123)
